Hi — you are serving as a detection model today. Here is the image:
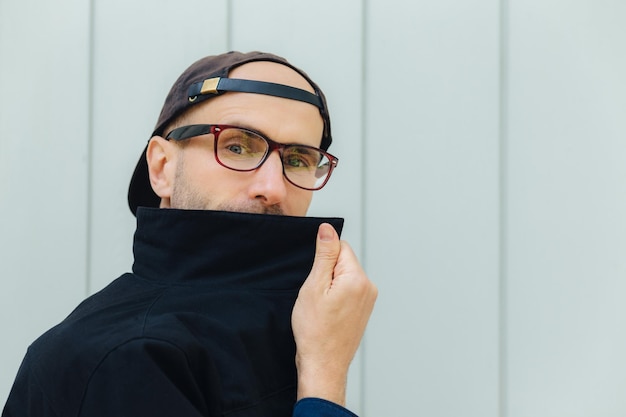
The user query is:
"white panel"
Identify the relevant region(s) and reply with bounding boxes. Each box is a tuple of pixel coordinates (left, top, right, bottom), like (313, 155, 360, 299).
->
(89, 0, 229, 293)
(0, 0, 90, 406)
(506, 1, 626, 416)
(365, 0, 501, 416)
(230, 0, 366, 412)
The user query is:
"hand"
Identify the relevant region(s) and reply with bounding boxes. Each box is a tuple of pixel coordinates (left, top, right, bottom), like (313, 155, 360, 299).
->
(291, 223, 378, 406)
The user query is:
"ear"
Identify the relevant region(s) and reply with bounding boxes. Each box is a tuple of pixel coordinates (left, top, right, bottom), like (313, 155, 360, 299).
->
(146, 136, 178, 204)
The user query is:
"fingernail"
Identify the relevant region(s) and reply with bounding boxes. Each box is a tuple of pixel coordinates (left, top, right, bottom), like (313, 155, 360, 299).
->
(319, 224, 334, 241)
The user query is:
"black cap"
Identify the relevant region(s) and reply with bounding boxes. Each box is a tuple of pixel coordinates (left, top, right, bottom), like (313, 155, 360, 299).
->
(128, 51, 332, 216)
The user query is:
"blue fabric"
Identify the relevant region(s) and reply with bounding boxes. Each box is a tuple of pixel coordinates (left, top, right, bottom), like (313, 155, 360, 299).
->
(294, 398, 358, 417)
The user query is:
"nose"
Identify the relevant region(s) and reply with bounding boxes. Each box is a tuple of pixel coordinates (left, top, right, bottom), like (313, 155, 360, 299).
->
(248, 151, 288, 207)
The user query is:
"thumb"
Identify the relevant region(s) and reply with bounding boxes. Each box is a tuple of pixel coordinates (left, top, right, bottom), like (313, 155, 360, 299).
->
(308, 223, 341, 286)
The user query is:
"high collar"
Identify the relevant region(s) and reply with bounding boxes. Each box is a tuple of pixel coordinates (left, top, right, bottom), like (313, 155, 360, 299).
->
(132, 208, 344, 290)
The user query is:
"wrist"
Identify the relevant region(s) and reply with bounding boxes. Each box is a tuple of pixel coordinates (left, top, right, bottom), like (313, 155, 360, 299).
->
(296, 358, 348, 406)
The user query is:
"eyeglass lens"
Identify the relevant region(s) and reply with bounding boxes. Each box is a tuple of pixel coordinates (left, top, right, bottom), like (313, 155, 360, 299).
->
(216, 127, 333, 190)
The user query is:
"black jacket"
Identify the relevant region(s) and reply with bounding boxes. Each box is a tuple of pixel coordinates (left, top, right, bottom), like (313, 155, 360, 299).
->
(3, 208, 343, 417)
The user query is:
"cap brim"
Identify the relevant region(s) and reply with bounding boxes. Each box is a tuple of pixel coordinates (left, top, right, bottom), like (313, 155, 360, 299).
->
(128, 145, 161, 216)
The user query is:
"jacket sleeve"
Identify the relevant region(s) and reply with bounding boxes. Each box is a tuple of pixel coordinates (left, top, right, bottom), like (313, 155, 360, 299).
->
(293, 398, 359, 417)
(78, 338, 208, 417)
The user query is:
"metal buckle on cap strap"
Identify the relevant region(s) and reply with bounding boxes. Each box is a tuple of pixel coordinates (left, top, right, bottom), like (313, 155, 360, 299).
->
(188, 77, 220, 102)
(200, 78, 220, 95)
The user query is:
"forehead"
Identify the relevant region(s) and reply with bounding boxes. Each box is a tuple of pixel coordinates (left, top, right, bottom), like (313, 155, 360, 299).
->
(178, 62, 324, 145)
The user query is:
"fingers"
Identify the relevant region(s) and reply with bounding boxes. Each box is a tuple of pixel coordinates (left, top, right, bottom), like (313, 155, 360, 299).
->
(307, 223, 341, 289)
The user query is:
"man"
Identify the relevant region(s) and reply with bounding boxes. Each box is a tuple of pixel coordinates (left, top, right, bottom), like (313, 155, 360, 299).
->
(3, 51, 377, 417)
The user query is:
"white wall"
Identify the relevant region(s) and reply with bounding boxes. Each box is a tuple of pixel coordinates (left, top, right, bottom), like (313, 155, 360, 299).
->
(364, 1, 501, 415)
(1, 0, 625, 416)
(506, 1, 626, 415)
(0, 0, 91, 404)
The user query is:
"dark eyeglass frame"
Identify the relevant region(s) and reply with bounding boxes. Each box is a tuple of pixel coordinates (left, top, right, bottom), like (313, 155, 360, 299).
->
(165, 124, 339, 191)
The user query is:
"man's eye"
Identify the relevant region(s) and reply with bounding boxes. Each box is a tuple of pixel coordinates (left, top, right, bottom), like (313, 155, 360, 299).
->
(226, 144, 245, 154)
(286, 157, 304, 168)
(284, 148, 321, 169)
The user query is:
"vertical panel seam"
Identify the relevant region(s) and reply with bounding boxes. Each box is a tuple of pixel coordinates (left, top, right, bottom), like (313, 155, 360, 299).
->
(226, 0, 233, 51)
(359, 0, 369, 415)
(498, 0, 509, 415)
(85, 0, 95, 297)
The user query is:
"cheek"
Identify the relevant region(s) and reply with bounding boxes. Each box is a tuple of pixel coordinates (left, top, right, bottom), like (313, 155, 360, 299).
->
(287, 189, 314, 215)
(173, 151, 218, 193)
(181, 148, 222, 184)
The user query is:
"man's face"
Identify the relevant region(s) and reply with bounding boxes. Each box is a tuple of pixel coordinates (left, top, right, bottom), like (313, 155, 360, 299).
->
(148, 62, 325, 217)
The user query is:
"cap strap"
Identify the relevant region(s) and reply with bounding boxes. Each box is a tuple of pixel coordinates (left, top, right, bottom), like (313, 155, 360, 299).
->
(188, 77, 323, 108)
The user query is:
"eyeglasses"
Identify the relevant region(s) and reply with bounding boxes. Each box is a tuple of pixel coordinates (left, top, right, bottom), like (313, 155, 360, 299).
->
(165, 124, 339, 191)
